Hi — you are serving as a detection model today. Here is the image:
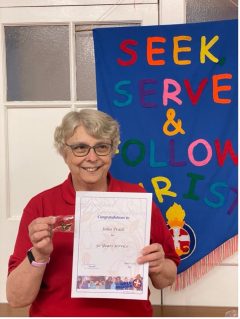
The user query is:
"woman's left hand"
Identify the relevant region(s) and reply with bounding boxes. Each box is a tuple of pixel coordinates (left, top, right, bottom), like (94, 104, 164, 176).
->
(137, 243, 165, 275)
(137, 243, 177, 289)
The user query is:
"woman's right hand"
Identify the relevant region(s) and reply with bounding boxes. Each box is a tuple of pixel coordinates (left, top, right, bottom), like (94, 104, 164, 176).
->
(6, 216, 57, 307)
(28, 216, 56, 261)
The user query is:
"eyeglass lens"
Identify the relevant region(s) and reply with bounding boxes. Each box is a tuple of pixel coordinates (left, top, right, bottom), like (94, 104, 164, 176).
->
(69, 143, 112, 156)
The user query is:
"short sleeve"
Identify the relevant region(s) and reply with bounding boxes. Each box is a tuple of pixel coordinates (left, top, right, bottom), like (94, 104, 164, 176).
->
(150, 201, 180, 266)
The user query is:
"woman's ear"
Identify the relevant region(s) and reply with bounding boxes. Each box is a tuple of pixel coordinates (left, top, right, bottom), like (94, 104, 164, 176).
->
(62, 148, 68, 163)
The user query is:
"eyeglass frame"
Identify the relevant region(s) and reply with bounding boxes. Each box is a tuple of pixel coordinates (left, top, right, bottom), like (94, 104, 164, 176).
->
(65, 142, 113, 157)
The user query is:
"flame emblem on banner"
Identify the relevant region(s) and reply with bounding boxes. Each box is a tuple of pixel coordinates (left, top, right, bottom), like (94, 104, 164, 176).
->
(166, 202, 196, 260)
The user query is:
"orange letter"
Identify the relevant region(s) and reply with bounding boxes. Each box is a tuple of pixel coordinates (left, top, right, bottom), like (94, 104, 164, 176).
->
(147, 37, 166, 65)
(212, 73, 232, 104)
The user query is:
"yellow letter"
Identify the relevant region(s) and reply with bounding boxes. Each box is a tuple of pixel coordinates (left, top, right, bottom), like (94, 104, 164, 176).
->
(173, 36, 192, 65)
(200, 35, 219, 64)
(151, 176, 177, 203)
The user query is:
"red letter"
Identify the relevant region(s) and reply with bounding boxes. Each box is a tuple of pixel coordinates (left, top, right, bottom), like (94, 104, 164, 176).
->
(184, 78, 208, 105)
(215, 139, 238, 166)
(117, 39, 138, 66)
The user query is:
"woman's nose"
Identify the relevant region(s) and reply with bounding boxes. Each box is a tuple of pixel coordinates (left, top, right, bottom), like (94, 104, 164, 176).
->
(85, 148, 98, 161)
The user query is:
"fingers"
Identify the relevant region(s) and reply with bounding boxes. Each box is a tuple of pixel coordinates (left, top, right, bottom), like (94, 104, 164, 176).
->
(33, 236, 52, 250)
(31, 229, 52, 243)
(28, 216, 56, 256)
(29, 216, 56, 228)
(141, 243, 164, 256)
(29, 217, 55, 238)
(29, 216, 55, 231)
(137, 243, 166, 276)
(137, 243, 165, 265)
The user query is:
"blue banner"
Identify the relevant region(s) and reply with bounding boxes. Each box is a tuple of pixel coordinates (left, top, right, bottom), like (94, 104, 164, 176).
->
(93, 20, 238, 274)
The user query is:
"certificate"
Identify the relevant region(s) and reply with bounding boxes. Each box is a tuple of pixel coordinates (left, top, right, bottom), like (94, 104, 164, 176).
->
(71, 191, 152, 300)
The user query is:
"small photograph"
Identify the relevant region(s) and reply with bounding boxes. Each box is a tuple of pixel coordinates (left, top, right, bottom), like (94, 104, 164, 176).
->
(77, 274, 143, 291)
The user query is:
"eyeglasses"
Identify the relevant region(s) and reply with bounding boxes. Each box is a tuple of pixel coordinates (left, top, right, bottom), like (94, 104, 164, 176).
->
(65, 142, 112, 157)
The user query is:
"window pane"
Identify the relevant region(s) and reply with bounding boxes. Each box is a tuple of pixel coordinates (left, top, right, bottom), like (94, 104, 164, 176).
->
(76, 23, 139, 101)
(186, 0, 238, 23)
(75, 26, 96, 101)
(5, 25, 70, 101)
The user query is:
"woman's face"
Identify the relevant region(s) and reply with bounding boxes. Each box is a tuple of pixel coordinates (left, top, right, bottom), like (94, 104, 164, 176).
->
(64, 125, 112, 191)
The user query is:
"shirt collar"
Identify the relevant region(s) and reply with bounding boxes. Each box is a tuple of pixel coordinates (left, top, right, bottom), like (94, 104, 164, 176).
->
(61, 172, 118, 205)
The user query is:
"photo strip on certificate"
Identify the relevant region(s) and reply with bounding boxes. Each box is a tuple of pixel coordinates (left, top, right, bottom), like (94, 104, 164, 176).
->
(71, 191, 152, 300)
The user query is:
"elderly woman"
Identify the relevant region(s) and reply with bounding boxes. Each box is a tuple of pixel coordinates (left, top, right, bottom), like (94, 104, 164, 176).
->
(6, 109, 179, 317)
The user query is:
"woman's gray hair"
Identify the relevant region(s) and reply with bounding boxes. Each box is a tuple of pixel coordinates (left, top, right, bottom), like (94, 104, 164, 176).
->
(54, 109, 120, 156)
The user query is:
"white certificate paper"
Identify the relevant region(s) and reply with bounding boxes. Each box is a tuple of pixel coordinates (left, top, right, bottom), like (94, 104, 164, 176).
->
(71, 191, 152, 300)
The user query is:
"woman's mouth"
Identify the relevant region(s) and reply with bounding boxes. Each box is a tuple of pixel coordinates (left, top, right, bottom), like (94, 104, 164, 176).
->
(82, 167, 100, 172)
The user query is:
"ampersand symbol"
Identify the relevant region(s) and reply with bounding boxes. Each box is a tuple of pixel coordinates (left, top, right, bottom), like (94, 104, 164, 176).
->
(163, 108, 185, 136)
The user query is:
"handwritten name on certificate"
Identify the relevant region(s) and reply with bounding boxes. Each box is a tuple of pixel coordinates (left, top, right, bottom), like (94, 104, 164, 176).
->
(71, 191, 152, 300)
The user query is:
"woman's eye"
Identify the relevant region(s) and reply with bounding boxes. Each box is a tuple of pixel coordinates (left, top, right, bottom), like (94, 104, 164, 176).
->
(98, 144, 107, 150)
(74, 144, 88, 151)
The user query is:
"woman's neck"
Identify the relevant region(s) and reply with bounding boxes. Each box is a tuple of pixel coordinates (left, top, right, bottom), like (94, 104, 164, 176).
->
(72, 178, 108, 192)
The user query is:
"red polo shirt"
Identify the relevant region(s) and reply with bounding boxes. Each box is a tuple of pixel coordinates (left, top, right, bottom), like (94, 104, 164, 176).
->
(8, 174, 179, 317)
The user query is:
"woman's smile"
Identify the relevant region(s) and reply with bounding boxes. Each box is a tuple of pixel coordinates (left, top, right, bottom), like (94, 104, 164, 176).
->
(81, 166, 102, 172)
